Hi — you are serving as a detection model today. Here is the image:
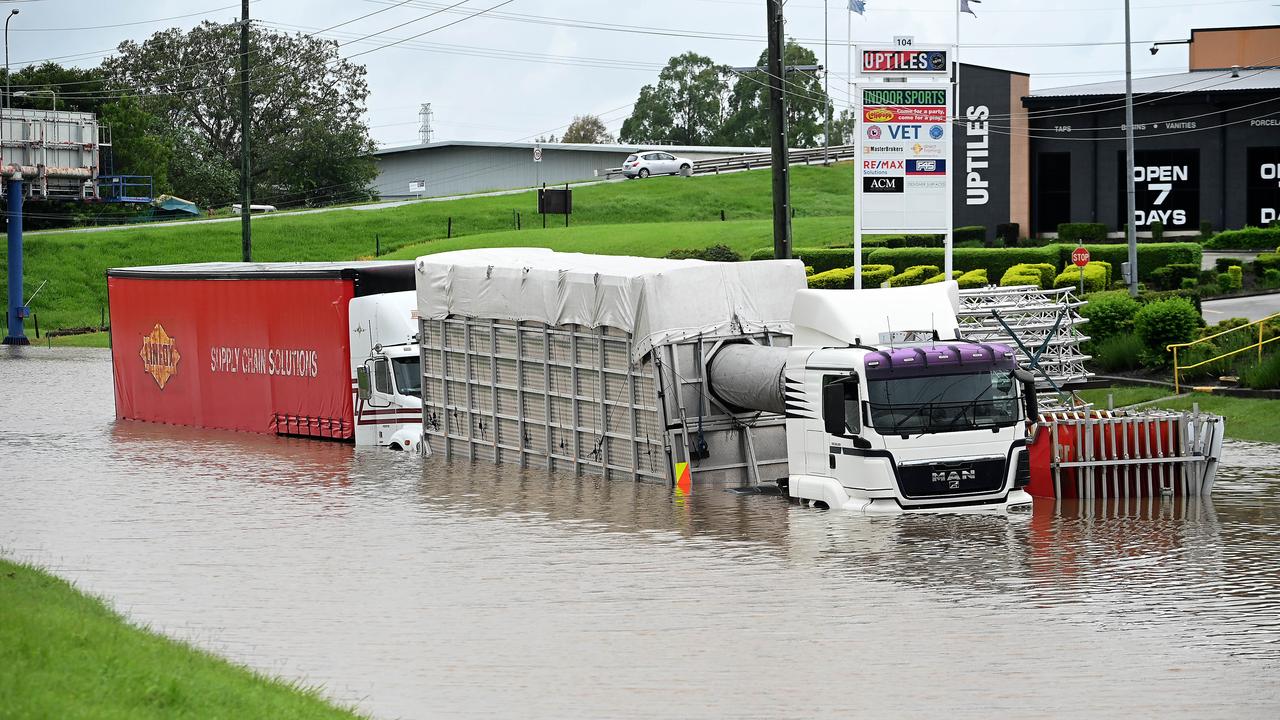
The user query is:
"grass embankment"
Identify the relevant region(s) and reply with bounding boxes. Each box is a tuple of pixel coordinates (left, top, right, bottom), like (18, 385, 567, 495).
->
(0, 558, 363, 719)
(2, 165, 854, 331)
(1075, 386, 1279, 443)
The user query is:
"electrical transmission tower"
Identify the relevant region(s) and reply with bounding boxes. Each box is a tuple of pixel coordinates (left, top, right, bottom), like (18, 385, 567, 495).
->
(418, 103, 434, 144)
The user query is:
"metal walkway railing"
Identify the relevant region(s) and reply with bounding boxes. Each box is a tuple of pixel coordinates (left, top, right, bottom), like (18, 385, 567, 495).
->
(1167, 312, 1279, 393)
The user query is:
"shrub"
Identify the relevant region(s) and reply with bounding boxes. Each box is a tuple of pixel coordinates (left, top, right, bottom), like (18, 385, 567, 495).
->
(1054, 261, 1110, 293)
(957, 268, 988, 289)
(804, 265, 815, 276)
(996, 223, 1019, 246)
(1150, 221, 1164, 242)
(1229, 265, 1243, 288)
(1180, 277, 1198, 290)
(1241, 352, 1280, 390)
(953, 226, 986, 244)
(1149, 263, 1201, 291)
(1133, 297, 1201, 366)
(1204, 226, 1280, 250)
(1091, 334, 1145, 373)
(1058, 222, 1108, 244)
(889, 265, 941, 287)
(807, 264, 896, 289)
(1080, 291, 1141, 343)
(923, 270, 962, 285)
(1199, 220, 1213, 241)
(1264, 268, 1280, 288)
(1000, 262, 1056, 288)
(665, 244, 741, 262)
(1140, 288, 1204, 315)
(1254, 252, 1280, 275)
(1000, 265, 1042, 287)
(1214, 257, 1243, 273)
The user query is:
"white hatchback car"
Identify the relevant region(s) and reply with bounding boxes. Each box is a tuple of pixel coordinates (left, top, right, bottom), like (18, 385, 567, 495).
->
(622, 151, 694, 178)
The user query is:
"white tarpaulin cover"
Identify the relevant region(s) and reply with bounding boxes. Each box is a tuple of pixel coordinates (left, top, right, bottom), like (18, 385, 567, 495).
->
(415, 248, 806, 358)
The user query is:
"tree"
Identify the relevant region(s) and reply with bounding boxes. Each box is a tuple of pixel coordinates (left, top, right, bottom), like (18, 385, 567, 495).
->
(2, 62, 106, 114)
(717, 41, 831, 148)
(829, 108, 857, 146)
(619, 52, 729, 145)
(561, 115, 613, 144)
(98, 95, 172, 190)
(102, 21, 377, 207)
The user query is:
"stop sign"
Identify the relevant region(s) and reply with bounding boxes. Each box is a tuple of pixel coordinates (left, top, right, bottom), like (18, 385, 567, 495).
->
(1072, 247, 1091, 267)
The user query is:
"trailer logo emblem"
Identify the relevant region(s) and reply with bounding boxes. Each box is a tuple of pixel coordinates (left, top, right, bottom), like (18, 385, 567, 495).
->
(139, 323, 181, 390)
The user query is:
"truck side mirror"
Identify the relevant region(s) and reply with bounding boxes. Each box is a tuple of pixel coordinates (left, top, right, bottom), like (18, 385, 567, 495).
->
(822, 381, 846, 437)
(1014, 368, 1038, 421)
(356, 365, 372, 402)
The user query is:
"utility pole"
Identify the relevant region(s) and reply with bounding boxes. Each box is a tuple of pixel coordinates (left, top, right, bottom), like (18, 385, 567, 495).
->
(239, 0, 252, 263)
(823, 0, 830, 165)
(1123, 0, 1139, 297)
(766, 0, 792, 259)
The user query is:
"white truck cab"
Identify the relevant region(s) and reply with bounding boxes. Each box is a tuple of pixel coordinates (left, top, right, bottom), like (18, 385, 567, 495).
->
(707, 283, 1035, 512)
(349, 291, 425, 451)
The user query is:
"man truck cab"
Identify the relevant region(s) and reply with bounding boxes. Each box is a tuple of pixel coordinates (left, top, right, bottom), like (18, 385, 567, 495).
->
(349, 291, 424, 451)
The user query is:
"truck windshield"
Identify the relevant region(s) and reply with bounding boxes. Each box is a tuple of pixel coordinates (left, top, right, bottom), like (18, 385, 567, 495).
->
(866, 370, 1019, 435)
(391, 357, 421, 397)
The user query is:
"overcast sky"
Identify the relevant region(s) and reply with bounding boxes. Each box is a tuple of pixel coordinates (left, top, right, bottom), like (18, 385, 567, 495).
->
(3, 0, 1276, 148)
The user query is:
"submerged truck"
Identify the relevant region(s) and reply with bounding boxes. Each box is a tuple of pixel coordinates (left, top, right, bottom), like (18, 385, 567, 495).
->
(412, 249, 1036, 511)
(108, 262, 425, 450)
(108, 250, 1221, 510)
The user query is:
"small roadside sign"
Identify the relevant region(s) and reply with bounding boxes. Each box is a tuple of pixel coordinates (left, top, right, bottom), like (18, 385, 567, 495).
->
(1072, 247, 1091, 267)
(533, 146, 543, 163)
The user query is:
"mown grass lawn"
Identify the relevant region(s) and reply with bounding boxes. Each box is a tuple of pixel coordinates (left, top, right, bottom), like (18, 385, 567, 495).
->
(0, 558, 364, 720)
(3, 165, 853, 331)
(1075, 385, 1278, 443)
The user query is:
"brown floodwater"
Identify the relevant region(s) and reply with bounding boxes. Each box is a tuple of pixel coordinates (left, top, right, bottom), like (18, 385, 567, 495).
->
(2, 347, 1279, 719)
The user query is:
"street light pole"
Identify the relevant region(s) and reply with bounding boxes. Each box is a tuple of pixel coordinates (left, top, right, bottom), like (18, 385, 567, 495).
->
(5, 9, 19, 111)
(1124, 0, 1139, 297)
(823, 0, 830, 165)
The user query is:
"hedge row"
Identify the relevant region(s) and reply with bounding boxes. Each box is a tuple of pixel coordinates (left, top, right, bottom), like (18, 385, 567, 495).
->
(1057, 223, 1108, 244)
(1254, 250, 1280, 275)
(807, 264, 896, 289)
(1204, 226, 1280, 250)
(1149, 263, 1200, 291)
(751, 242, 1201, 283)
(957, 268, 989, 289)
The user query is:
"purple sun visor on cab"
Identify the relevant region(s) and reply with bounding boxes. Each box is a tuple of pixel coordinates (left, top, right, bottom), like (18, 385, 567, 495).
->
(863, 342, 1016, 380)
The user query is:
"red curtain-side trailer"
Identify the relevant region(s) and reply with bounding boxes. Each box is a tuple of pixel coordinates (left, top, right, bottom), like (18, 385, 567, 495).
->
(107, 262, 414, 440)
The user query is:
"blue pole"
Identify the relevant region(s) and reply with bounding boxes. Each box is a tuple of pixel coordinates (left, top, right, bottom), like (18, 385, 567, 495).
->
(3, 174, 27, 346)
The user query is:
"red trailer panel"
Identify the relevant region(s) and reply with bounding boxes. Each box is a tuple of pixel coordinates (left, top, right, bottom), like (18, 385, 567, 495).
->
(107, 262, 415, 440)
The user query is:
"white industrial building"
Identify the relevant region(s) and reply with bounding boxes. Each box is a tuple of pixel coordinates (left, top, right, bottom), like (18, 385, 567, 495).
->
(371, 140, 768, 200)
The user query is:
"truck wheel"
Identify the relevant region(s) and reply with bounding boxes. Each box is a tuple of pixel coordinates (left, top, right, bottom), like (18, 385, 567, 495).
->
(389, 443, 403, 451)
(638, 168, 650, 178)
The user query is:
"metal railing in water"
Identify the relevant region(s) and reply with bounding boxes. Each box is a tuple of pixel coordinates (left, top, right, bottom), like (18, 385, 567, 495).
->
(1166, 312, 1279, 394)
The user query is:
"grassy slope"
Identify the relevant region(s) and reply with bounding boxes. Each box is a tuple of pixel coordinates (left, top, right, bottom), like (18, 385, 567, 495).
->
(0, 558, 362, 720)
(3, 165, 853, 330)
(380, 215, 853, 261)
(1075, 386, 1277, 443)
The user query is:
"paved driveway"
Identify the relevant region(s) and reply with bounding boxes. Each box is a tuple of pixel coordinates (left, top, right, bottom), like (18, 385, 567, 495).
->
(1201, 292, 1280, 323)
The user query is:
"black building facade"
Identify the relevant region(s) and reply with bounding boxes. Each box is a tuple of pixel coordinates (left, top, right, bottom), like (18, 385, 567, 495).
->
(1024, 76, 1280, 235)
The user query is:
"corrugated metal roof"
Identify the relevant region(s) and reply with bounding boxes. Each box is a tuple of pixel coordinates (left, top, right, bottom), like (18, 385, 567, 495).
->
(373, 139, 769, 156)
(1031, 67, 1280, 98)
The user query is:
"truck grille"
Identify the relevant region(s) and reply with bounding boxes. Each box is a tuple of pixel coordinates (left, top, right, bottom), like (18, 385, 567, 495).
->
(897, 457, 1006, 498)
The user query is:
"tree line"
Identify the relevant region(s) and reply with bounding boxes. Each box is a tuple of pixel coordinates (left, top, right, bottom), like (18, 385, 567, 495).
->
(618, 42, 854, 149)
(5, 21, 376, 215)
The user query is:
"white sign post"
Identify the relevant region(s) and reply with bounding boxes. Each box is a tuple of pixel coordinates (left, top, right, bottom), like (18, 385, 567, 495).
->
(853, 45, 954, 289)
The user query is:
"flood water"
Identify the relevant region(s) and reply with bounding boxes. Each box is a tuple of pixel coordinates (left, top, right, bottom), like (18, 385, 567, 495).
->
(3, 347, 1279, 719)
